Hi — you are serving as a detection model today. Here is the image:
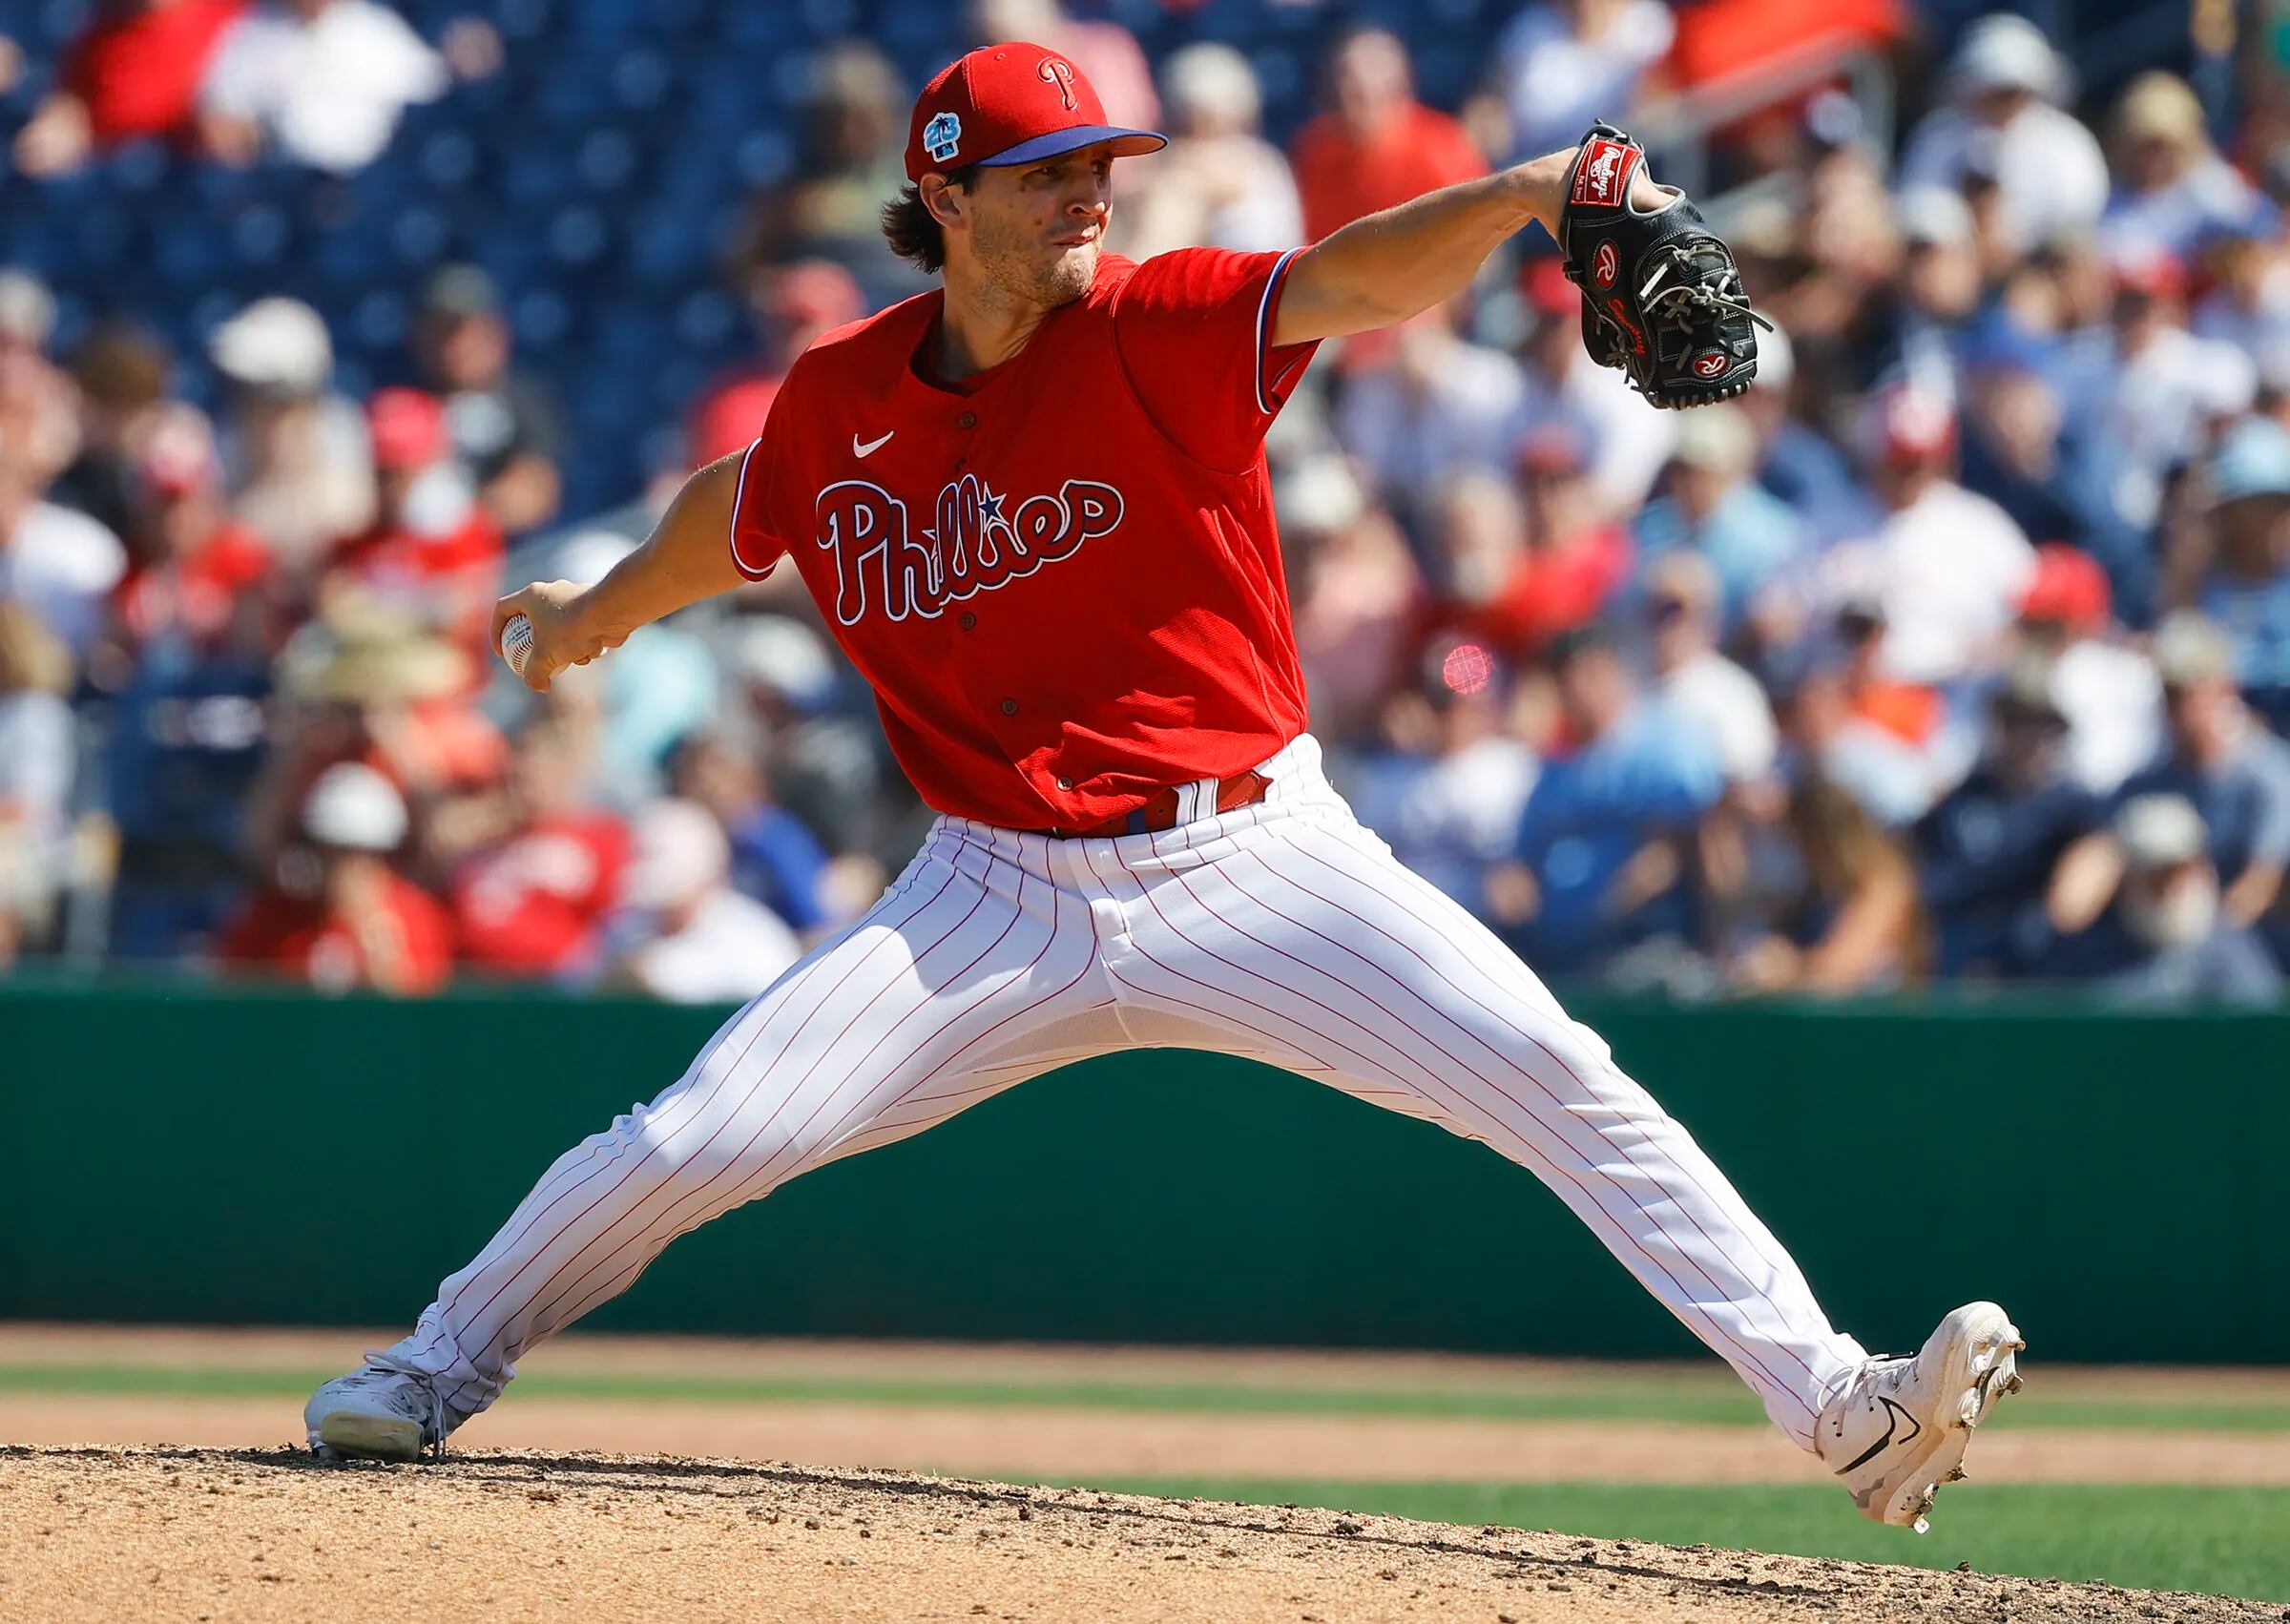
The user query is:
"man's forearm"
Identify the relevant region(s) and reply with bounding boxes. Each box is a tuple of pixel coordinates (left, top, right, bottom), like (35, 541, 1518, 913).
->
(1273, 148, 1581, 344)
(573, 453, 749, 642)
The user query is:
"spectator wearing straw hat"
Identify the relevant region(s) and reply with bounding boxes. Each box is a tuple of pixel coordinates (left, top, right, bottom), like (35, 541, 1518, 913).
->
(2099, 72, 2267, 262)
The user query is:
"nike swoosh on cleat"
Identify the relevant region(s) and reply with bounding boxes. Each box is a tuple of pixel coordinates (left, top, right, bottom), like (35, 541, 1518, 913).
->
(854, 430, 894, 458)
(1838, 1396, 1923, 1474)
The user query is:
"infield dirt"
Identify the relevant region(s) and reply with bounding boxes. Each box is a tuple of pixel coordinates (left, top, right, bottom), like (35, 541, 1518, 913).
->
(3, 1445, 2276, 1624)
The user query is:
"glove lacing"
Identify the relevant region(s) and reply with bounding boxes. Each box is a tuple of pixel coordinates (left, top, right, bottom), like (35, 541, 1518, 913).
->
(1637, 247, 1775, 335)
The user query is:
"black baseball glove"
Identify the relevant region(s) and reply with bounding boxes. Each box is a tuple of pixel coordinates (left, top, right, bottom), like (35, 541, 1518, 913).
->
(1556, 121, 1770, 409)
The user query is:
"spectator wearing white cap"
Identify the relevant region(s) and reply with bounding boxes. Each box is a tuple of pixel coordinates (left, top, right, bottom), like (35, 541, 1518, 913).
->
(2044, 793, 2281, 1005)
(1118, 43, 1301, 260)
(608, 799, 801, 1004)
(1897, 14, 2107, 256)
(208, 296, 372, 566)
(0, 418, 127, 664)
(218, 760, 454, 994)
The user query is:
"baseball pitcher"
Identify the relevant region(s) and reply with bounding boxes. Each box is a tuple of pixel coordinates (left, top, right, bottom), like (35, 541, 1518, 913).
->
(308, 43, 2021, 1532)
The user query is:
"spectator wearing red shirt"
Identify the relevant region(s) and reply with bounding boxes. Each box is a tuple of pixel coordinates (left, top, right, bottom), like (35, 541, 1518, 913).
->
(686, 261, 866, 469)
(1289, 28, 1488, 245)
(449, 723, 630, 979)
(219, 760, 452, 994)
(1423, 430, 1629, 663)
(111, 403, 272, 654)
(13, 0, 248, 177)
(328, 387, 503, 654)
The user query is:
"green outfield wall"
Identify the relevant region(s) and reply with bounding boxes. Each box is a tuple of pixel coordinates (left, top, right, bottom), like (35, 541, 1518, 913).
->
(3, 985, 2282, 1363)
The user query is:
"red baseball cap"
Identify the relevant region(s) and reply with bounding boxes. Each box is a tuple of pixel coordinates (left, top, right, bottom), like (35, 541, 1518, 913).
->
(905, 41, 1163, 183)
(366, 386, 448, 470)
(2018, 542, 2110, 632)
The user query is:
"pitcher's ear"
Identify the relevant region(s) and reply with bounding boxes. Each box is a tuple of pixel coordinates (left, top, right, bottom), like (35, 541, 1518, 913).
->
(921, 173, 965, 231)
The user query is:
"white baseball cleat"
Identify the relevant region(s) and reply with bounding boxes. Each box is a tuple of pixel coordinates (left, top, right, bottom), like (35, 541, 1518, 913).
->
(1816, 1301, 2024, 1531)
(305, 1353, 461, 1463)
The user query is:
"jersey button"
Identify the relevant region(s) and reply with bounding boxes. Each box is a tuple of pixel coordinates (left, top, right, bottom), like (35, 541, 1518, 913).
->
(958, 611, 977, 631)
(999, 697, 1019, 717)
(1057, 776, 1073, 790)
(957, 410, 978, 429)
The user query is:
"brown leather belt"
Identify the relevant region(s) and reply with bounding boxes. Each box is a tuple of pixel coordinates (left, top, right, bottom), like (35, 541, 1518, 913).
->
(1045, 770, 1272, 840)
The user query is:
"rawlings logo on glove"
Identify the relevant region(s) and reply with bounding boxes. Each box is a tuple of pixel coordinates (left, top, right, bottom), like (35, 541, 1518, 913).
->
(1556, 122, 1771, 410)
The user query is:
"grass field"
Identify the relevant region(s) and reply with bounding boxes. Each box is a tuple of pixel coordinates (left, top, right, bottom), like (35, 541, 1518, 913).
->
(5, 1328, 2282, 1606)
(1091, 1479, 2290, 1602)
(10, 1361, 2287, 1434)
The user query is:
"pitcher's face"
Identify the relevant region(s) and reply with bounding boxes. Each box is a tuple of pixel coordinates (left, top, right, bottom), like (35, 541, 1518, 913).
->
(960, 146, 1115, 308)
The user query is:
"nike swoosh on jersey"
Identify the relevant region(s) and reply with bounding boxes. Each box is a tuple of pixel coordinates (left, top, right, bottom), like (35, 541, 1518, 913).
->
(854, 430, 895, 458)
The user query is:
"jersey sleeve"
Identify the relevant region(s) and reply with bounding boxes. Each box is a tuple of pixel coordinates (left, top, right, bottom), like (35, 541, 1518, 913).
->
(1111, 246, 1321, 473)
(726, 389, 792, 581)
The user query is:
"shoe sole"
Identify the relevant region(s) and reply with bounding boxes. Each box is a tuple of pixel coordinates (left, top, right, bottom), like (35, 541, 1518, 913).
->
(1884, 1301, 2025, 1531)
(316, 1411, 426, 1463)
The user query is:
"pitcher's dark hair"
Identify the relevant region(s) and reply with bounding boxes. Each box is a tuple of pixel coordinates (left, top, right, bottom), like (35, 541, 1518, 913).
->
(881, 166, 978, 273)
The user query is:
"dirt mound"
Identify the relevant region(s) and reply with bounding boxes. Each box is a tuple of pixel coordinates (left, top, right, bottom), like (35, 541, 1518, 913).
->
(0, 1446, 2266, 1624)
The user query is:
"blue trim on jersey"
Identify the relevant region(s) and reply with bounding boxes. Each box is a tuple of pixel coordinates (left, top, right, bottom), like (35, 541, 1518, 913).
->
(1253, 246, 1306, 417)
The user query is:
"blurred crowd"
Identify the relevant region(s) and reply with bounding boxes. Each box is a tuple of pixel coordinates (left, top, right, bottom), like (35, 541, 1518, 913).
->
(1, 0, 2288, 1007)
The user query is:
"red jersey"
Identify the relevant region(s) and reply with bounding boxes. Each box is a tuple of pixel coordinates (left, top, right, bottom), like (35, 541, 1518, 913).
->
(219, 874, 453, 996)
(114, 523, 271, 650)
(451, 812, 630, 976)
(62, 0, 246, 146)
(1289, 105, 1488, 245)
(729, 247, 1320, 830)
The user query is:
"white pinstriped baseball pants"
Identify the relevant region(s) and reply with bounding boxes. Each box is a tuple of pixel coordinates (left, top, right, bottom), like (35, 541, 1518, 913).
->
(390, 736, 1867, 1448)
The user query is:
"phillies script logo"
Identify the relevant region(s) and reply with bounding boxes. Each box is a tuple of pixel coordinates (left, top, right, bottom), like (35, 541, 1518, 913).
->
(1571, 138, 1636, 208)
(815, 474, 1124, 625)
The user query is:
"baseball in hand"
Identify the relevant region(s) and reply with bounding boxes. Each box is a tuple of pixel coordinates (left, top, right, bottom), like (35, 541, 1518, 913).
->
(500, 614, 534, 677)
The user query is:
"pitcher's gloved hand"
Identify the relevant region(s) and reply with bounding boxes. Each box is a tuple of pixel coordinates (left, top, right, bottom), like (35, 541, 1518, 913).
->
(1556, 121, 1772, 409)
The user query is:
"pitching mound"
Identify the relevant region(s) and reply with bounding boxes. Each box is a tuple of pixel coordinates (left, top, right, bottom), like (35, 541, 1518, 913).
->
(1, 1446, 2266, 1623)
